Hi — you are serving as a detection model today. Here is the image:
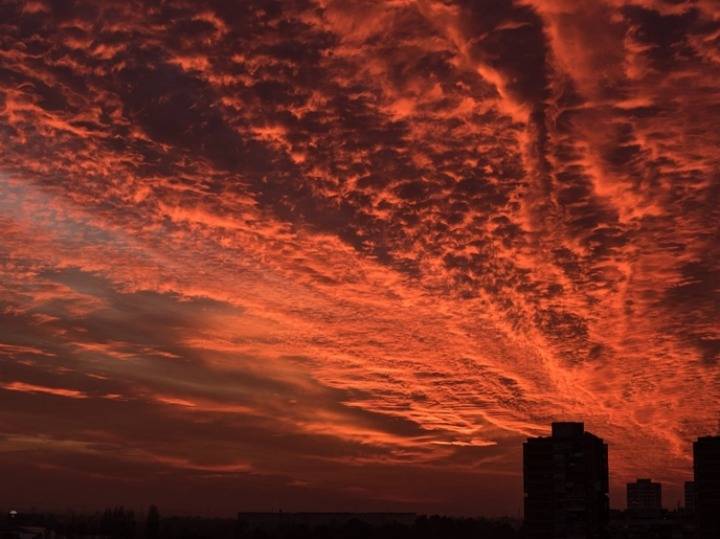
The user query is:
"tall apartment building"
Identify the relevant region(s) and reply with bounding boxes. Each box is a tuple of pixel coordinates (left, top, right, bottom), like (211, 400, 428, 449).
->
(693, 435, 720, 539)
(626, 478, 662, 518)
(524, 422, 609, 539)
(684, 481, 696, 514)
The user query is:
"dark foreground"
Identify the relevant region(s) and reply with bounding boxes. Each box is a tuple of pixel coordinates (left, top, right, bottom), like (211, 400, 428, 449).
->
(0, 508, 702, 539)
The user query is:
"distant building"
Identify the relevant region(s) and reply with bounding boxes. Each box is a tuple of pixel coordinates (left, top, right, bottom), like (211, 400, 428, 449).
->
(694, 435, 720, 539)
(523, 422, 609, 539)
(627, 478, 662, 518)
(684, 480, 696, 514)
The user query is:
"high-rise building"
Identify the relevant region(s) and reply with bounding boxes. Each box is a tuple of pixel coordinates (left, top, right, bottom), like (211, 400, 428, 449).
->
(523, 422, 609, 539)
(626, 478, 662, 518)
(684, 481, 696, 514)
(693, 436, 720, 539)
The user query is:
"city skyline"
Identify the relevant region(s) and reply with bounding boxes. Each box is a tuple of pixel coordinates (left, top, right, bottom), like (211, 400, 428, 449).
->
(521, 422, 719, 538)
(1, 0, 720, 516)
(2, 420, 717, 516)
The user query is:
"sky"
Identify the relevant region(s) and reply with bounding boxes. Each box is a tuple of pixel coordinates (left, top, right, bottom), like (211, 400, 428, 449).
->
(0, 0, 719, 516)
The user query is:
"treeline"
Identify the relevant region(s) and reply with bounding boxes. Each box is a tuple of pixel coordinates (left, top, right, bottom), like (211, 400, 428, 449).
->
(5, 511, 520, 539)
(234, 515, 518, 539)
(6, 506, 152, 539)
(7, 507, 140, 538)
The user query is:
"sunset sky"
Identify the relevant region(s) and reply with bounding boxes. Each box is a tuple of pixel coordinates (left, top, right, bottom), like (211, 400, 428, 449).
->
(1, 0, 719, 516)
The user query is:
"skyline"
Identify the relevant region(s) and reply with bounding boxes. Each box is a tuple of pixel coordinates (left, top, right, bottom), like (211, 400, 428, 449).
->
(1, 0, 720, 515)
(1, 424, 715, 518)
(2, 426, 716, 517)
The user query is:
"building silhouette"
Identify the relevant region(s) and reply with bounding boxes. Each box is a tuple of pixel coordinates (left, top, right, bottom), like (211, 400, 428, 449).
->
(626, 478, 661, 518)
(684, 480, 696, 514)
(523, 422, 609, 539)
(693, 435, 720, 539)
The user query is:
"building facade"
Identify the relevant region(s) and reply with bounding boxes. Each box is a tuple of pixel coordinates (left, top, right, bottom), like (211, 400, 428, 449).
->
(694, 436, 720, 539)
(684, 480, 696, 514)
(626, 478, 662, 518)
(524, 422, 609, 539)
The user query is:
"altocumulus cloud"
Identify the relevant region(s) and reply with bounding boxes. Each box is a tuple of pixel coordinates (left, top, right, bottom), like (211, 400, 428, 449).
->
(0, 0, 719, 514)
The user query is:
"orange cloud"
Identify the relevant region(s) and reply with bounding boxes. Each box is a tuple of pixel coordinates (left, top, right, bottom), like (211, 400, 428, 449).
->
(0, 0, 718, 514)
(2, 381, 88, 399)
